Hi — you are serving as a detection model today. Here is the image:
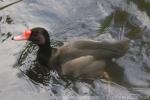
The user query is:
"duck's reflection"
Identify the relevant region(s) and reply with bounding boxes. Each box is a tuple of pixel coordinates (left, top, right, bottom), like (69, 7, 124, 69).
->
(106, 60, 124, 84)
(25, 62, 51, 85)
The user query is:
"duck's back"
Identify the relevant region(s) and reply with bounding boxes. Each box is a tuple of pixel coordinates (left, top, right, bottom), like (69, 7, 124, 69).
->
(58, 38, 129, 64)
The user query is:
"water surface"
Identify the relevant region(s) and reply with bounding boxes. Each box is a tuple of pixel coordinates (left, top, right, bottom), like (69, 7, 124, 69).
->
(0, 0, 150, 100)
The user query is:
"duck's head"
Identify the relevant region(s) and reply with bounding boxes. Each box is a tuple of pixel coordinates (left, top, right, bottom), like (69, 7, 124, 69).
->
(12, 27, 50, 47)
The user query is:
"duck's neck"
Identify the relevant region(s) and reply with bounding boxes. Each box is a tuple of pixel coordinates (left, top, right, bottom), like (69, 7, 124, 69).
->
(37, 44, 52, 67)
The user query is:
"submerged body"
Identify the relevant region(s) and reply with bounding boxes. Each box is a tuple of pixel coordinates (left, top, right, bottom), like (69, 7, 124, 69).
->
(12, 27, 129, 79)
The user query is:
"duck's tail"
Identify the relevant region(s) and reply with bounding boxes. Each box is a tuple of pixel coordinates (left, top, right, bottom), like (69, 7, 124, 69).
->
(110, 38, 130, 58)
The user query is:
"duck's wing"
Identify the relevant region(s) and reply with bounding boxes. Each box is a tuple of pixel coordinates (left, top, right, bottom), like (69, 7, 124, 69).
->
(61, 55, 106, 79)
(71, 39, 130, 59)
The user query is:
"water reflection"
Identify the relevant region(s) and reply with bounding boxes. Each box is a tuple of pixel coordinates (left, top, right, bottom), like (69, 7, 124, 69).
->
(0, 15, 12, 43)
(98, 9, 143, 40)
(25, 62, 50, 85)
(127, 0, 150, 17)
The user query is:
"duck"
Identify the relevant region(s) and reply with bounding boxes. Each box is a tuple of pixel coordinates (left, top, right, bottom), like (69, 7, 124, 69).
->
(12, 27, 129, 79)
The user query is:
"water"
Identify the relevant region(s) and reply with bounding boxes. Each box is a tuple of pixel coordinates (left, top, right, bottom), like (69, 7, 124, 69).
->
(0, 0, 150, 100)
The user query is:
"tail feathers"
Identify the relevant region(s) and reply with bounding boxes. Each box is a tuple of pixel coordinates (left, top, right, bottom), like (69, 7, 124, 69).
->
(112, 38, 130, 57)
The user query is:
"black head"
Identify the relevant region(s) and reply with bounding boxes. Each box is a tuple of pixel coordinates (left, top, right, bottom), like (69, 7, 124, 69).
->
(29, 27, 50, 47)
(12, 27, 51, 47)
